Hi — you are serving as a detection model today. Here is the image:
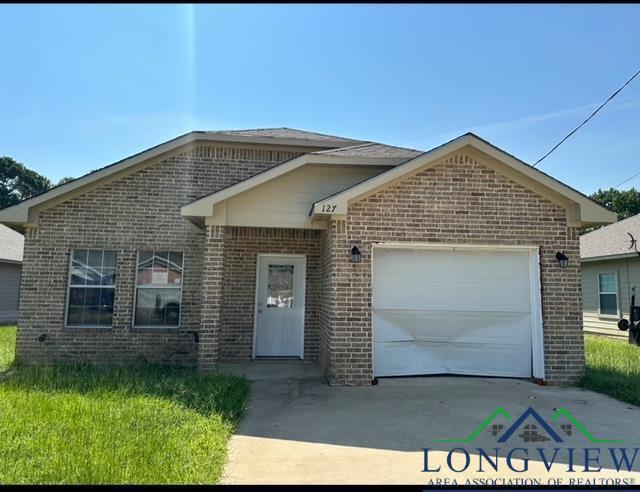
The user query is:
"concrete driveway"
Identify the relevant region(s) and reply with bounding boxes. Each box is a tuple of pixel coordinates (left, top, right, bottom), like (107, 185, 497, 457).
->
(221, 362, 640, 485)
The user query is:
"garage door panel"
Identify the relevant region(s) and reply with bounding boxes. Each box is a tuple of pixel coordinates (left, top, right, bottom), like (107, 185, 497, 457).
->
(445, 341, 531, 377)
(374, 278, 530, 311)
(374, 340, 448, 376)
(452, 250, 530, 280)
(374, 248, 453, 279)
(451, 279, 531, 311)
(373, 310, 531, 344)
(373, 310, 454, 343)
(484, 343, 532, 377)
(373, 279, 453, 310)
(373, 247, 535, 378)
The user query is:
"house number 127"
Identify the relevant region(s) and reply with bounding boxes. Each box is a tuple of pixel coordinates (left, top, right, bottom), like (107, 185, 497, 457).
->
(321, 204, 337, 213)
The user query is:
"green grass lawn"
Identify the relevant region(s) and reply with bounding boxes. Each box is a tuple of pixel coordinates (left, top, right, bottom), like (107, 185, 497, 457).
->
(582, 334, 640, 407)
(0, 326, 249, 484)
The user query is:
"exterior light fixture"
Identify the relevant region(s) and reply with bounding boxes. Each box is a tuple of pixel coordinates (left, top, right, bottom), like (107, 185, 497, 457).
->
(351, 246, 362, 263)
(555, 251, 569, 268)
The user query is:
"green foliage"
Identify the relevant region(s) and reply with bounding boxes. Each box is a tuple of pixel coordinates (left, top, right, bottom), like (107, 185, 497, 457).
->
(0, 156, 52, 210)
(581, 335, 640, 407)
(581, 187, 640, 234)
(56, 176, 75, 186)
(590, 187, 640, 221)
(0, 326, 16, 371)
(0, 327, 249, 484)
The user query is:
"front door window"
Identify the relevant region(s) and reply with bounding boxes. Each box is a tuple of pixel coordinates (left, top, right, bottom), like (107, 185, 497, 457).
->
(267, 264, 294, 309)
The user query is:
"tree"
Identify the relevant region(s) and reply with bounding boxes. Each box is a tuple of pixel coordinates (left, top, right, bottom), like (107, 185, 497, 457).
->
(582, 187, 640, 234)
(0, 156, 52, 210)
(590, 188, 640, 221)
(56, 176, 75, 186)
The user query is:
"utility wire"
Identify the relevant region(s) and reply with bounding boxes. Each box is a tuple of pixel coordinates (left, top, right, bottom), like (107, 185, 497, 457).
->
(533, 68, 640, 168)
(614, 169, 640, 189)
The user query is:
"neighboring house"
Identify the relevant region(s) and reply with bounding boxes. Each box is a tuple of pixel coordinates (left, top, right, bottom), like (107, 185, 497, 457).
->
(0, 128, 616, 385)
(0, 224, 24, 323)
(580, 214, 640, 339)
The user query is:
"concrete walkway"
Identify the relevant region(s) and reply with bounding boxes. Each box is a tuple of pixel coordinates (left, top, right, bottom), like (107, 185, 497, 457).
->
(221, 362, 640, 485)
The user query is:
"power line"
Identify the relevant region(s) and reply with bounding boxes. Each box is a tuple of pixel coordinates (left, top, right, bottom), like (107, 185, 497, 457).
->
(533, 68, 640, 168)
(614, 169, 640, 189)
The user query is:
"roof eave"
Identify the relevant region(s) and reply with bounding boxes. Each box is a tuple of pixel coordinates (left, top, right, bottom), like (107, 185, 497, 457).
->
(194, 132, 366, 149)
(581, 252, 640, 262)
(310, 133, 617, 226)
(0, 131, 366, 225)
(0, 258, 22, 265)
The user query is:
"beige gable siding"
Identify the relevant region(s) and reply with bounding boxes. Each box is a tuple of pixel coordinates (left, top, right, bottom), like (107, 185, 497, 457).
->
(209, 164, 391, 229)
(582, 257, 640, 338)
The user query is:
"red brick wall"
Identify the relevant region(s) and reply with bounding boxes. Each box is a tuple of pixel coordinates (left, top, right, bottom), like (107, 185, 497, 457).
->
(323, 151, 582, 385)
(17, 145, 302, 365)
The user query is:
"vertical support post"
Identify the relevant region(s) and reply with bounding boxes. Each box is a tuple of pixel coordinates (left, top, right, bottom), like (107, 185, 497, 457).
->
(198, 225, 225, 372)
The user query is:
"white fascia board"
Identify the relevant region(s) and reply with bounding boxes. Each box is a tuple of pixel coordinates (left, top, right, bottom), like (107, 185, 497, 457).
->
(180, 154, 406, 218)
(311, 133, 617, 226)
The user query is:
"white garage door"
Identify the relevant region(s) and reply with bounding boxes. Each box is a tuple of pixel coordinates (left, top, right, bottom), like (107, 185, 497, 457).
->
(373, 246, 537, 378)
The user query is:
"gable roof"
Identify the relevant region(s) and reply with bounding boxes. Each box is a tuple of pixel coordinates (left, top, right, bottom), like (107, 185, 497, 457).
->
(312, 142, 422, 159)
(203, 127, 363, 145)
(0, 128, 367, 224)
(180, 150, 412, 219)
(310, 133, 616, 227)
(0, 224, 24, 263)
(580, 213, 640, 261)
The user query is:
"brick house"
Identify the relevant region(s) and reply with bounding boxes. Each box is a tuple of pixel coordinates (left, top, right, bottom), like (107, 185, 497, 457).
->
(0, 128, 615, 385)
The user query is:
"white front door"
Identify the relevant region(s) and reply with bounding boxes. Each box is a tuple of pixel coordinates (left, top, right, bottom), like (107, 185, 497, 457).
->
(254, 255, 305, 358)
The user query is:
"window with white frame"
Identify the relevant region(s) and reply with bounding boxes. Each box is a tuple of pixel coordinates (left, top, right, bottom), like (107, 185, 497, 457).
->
(66, 249, 117, 326)
(134, 251, 184, 327)
(598, 272, 618, 316)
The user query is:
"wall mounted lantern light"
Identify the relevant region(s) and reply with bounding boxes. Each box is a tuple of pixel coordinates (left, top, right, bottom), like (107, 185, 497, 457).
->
(351, 246, 362, 263)
(555, 251, 569, 268)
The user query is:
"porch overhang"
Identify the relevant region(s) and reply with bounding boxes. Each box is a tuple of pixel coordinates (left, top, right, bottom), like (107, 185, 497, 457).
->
(180, 154, 408, 227)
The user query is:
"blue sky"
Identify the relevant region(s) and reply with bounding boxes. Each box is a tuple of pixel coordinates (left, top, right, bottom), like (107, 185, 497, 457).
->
(1, 4, 639, 194)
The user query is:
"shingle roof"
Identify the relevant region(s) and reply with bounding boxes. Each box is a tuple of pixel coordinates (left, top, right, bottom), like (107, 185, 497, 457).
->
(0, 224, 23, 263)
(580, 214, 640, 260)
(202, 127, 363, 144)
(312, 142, 423, 159)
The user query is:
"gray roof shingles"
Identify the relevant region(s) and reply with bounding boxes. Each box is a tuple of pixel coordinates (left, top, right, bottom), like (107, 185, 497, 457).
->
(0, 224, 23, 263)
(313, 142, 423, 159)
(580, 214, 639, 260)
(203, 127, 364, 144)
(204, 127, 422, 159)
